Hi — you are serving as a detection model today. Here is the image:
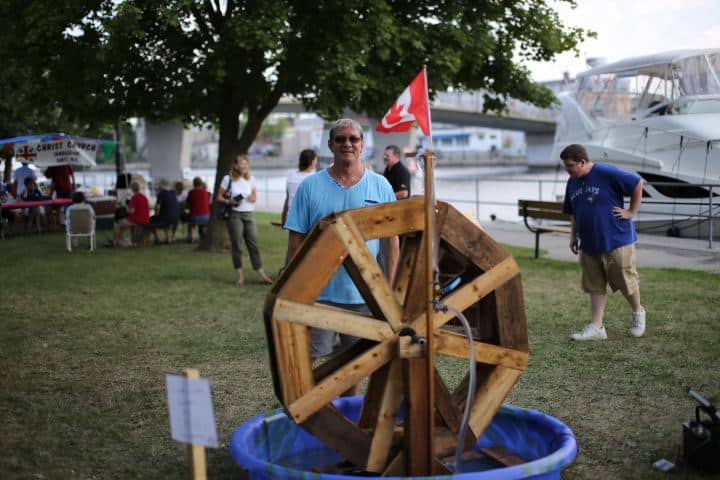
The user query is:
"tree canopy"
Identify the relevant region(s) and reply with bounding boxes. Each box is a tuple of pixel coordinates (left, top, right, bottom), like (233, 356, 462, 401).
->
(0, 0, 591, 245)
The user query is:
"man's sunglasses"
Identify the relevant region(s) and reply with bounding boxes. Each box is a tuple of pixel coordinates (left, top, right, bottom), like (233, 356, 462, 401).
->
(332, 135, 362, 145)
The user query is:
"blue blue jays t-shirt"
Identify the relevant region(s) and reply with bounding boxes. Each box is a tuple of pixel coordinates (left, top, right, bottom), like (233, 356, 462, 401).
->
(284, 168, 396, 304)
(562, 163, 641, 255)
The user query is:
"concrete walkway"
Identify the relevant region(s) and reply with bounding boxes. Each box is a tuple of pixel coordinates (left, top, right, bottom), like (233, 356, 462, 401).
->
(479, 220, 720, 273)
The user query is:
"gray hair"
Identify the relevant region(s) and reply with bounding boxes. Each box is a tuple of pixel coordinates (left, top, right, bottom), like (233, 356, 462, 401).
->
(329, 118, 363, 140)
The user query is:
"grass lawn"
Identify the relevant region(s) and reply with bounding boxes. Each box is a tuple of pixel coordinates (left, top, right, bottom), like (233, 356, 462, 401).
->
(1, 211, 718, 479)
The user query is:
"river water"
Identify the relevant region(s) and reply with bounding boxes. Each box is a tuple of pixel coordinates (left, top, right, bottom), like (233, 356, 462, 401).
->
(74, 165, 568, 223)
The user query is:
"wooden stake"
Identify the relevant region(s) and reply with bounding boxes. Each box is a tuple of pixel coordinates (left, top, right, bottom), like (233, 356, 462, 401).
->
(184, 368, 207, 480)
(423, 149, 436, 474)
(404, 148, 437, 475)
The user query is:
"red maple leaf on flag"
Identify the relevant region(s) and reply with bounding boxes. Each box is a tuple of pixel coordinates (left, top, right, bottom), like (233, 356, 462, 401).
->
(384, 102, 405, 125)
(376, 69, 430, 136)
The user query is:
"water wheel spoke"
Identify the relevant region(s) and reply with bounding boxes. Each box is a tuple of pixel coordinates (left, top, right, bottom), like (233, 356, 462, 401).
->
(278, 225, 349, 303)
(274, 299, 394, 342)
(382, 451, 405, 477)
(313, 340, 375, 383)
(392, 233, 422, 304)
(494, 277, 530, 352)
(401, 232, 429, 323)
(439, 205, 508, 271)
(302, 405, 372, 467)
(434, 330, 528, 371)
(271, 319, 314, 405)
(288, 338, 398, 424)
(467, 366, 522, 438)
(434, 372, 469, 435)
(433, 256, 520, 330)
(345, 196, 425, 239)
(359, 361, 394, 428)
(334, 216, 403, 331)
(365, 359, 404, 472)
(266, 200, 530, 474)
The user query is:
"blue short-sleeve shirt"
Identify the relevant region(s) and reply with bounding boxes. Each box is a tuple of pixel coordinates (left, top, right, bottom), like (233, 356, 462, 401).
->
(284, 168, 396, 304)
(563, 163, 641, 255)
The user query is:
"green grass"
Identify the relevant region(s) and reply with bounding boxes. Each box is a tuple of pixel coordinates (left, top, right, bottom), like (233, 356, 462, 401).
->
(1, 212, 718, 479)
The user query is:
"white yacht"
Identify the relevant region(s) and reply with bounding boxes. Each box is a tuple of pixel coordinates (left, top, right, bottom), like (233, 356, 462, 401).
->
(552, 49, 720, 238)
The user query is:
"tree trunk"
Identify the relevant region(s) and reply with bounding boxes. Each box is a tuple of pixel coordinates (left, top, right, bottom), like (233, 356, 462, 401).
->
(199, 103, 241, 252)
(114, 123, 126, 177)
(199, 100, 276, 252)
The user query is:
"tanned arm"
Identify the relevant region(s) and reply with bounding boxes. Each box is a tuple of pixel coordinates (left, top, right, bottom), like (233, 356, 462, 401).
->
(286, 230, 306, 263)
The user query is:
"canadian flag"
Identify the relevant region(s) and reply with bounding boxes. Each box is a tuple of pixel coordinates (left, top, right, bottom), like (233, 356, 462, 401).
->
(375, 68, 431, 136)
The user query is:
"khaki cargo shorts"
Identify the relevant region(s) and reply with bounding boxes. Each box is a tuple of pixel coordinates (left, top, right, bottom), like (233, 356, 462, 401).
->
(579, 243, 639, 295)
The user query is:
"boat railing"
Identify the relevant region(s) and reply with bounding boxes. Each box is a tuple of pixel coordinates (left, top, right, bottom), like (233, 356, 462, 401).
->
(76, 169, 719, 248)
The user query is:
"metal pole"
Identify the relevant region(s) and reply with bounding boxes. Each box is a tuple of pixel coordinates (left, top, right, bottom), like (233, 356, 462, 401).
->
(265, 176, 269, 208)
(114, 123, 125, 178)
(709, 186, 714, 249)
(475, 177, 479, 222)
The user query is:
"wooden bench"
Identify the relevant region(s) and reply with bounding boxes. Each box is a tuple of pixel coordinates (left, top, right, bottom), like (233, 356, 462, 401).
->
(517, 200, 572, 259)
(131, 223, 175, 246)
(183, 219, 208, 242)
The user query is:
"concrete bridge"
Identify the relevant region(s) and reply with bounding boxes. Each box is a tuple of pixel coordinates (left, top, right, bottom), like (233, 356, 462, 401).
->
(275, 91, 556, 134)
(273, 90, 558, 168)
(145, 88, 561, 181)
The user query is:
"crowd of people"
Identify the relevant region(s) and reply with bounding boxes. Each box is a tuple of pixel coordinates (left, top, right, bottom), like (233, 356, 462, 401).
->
(3, 122, 648, 349)
(0, 161, 77, 233)
(111, 176, 212, 247)
(0, 158, 215, 246)
(1, 123, 416, 298)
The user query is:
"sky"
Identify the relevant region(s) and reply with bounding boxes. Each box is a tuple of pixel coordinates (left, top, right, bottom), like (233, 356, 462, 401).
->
(527, 0, 720, 82)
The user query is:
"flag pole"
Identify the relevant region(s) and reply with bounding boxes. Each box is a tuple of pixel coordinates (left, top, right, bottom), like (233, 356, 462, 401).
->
(424, 65, 434, 153)
(375, 65, 438, 475)
(422, 64, 437, 475)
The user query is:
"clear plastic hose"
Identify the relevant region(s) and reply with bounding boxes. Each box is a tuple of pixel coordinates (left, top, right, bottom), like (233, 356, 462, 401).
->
(434, 302, 476, 473)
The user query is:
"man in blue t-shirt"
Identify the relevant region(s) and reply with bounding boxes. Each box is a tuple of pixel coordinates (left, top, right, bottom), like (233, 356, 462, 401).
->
(285, 118, 399, 358)
(561, 144, 646, 341)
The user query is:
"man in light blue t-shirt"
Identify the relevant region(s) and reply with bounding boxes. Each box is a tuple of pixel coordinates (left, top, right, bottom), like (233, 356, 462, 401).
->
(285, 118, 398, 358)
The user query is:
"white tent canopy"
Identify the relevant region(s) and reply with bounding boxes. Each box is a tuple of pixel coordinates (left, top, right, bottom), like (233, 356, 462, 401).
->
(1, 133, 105, 168)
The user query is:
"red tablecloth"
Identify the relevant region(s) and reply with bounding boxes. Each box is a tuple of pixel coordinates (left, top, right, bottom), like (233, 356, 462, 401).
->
(0, 198, 72, 209)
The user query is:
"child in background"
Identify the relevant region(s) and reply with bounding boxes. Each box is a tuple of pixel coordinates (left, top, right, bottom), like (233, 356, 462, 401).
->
(20, 177, 45, 233)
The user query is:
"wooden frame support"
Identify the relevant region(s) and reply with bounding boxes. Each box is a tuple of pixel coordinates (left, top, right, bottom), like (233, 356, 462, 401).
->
(263, 199, 529, 475)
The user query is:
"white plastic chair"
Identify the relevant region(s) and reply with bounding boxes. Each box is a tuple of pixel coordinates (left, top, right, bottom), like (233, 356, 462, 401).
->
(66, 206, 96, 252)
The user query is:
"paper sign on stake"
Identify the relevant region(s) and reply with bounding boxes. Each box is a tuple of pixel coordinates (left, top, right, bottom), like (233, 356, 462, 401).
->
(166, 374, 219, 448)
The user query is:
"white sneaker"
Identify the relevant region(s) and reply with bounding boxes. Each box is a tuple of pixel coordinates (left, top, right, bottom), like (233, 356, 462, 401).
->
(570, 323, 607, 341)
(630, 307, 646, 337)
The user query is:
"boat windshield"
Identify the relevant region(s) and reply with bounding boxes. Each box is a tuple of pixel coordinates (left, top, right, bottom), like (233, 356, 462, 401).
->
(574, 52, 720, 122)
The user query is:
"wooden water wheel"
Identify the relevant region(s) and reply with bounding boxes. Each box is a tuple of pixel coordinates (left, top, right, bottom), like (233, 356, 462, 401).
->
(263, 196, 528, 475)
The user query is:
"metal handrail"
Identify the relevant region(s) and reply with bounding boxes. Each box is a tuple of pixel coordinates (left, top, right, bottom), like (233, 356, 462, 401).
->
(75, 168, 718, 248)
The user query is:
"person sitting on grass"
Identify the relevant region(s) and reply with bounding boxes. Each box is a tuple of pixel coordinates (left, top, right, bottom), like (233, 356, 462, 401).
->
(113, 181, 150, 247)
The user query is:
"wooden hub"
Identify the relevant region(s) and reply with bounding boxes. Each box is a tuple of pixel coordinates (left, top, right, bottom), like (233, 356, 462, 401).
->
(263, 197, 529, 475)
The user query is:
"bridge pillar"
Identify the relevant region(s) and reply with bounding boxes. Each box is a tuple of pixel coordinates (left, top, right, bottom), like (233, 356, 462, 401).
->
(144, 121, 192, 184)
(526, 132, 557, 167)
